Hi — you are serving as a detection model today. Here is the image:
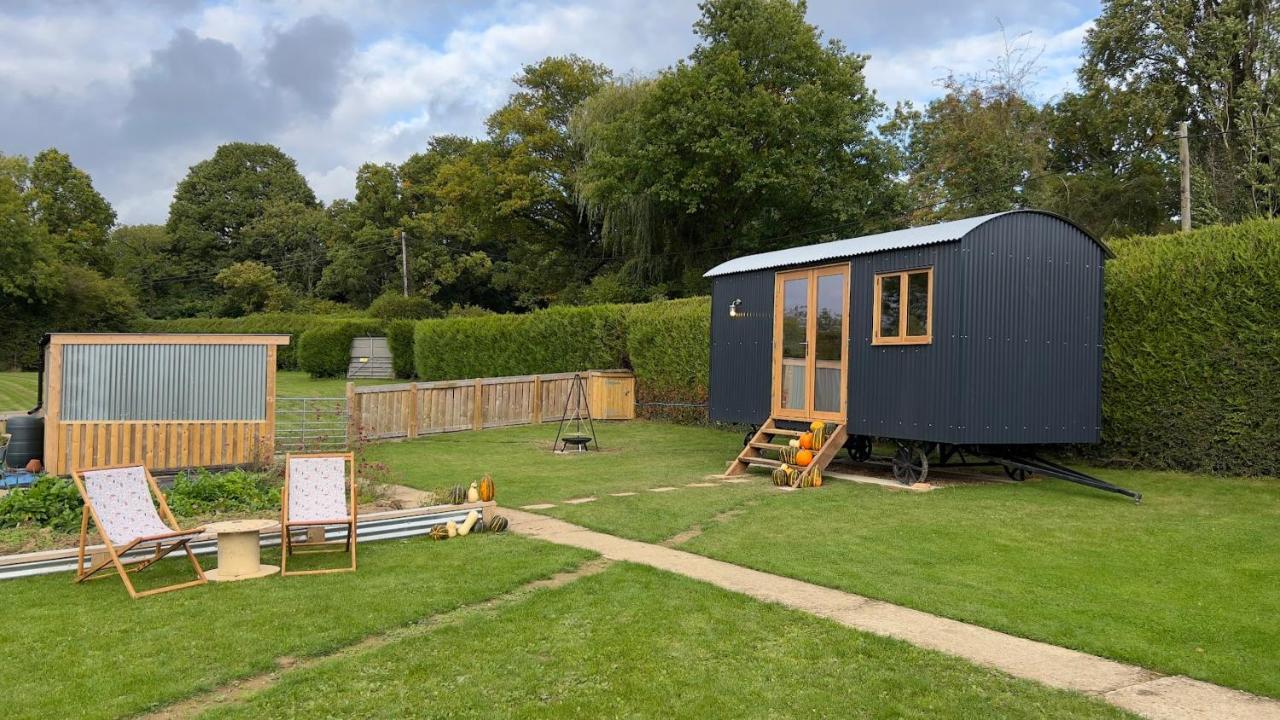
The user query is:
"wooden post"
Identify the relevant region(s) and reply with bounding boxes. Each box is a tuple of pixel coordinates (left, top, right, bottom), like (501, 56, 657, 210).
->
(531, 375, 542, 424)
(472, 378, 484, 431)
(1178, 120, 1191, 231)
(346, 382, 359, 447)
(44, 342, 63, 475)
(262, 345, 277, 466)
(406, 383, 418, 439)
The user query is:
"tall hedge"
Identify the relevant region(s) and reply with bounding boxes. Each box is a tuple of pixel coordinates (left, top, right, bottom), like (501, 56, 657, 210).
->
(1100, 220, 1279, 475)
(137, 313, 366, 370)
(296, 319, 386, 378)
(386, 319, 417, 379)
(413, 305, 629, 380)
(626, 297, 711, 423)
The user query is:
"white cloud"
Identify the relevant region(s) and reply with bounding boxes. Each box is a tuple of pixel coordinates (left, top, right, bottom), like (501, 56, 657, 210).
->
(0, 0, 1098, 224)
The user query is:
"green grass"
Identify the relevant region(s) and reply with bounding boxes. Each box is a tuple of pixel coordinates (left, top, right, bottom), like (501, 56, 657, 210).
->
(683, 470, 1280, 699)
(274, 370, 400, 398)
(0, 534, 592, 720)
(370, 421, 1280, 698)
(362, 420, 742, 507)
(205, 564, 1132, 720)
(0, 371, 36, 411)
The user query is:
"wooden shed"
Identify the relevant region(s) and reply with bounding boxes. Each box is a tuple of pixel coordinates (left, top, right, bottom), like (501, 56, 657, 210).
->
(36, 334, 290, 475)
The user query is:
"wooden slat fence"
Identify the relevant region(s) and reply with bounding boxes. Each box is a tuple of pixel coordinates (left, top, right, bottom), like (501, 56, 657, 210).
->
(350, 370, 634, 442)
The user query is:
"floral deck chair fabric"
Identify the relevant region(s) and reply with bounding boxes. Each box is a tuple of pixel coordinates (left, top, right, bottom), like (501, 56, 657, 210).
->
(72, 465, 207, 599)
(281, 453, 357, 576)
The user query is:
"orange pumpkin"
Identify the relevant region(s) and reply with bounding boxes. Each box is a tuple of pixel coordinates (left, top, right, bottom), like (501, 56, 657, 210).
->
(795, 449, 813, 466)
(799, 433, 814, 450)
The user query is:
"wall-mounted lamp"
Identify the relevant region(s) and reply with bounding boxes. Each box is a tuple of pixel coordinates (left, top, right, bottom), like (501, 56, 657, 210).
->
(728, 298, 742, 318)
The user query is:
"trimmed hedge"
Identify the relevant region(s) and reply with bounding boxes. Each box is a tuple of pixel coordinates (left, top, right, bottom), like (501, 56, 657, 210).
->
(137, 313, 367, 370)
(1099, 219, 1279, 475)
(625, 297, 711, 423)
(386, 319, 416, 379)
(413, 304, 629, 380)
(297, 319, 386, 378)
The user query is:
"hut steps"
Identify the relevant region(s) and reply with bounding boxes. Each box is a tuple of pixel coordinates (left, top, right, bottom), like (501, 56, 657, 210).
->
(727, 417, 847, 482)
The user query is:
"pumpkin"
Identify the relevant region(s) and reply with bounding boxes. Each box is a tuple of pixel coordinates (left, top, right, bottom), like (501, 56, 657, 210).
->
(799, 433, 814, 450)
(810, 420, 825, 432)
(466, 482, 480, 503)
(772, 464, 797, 487)
(795, 449, 813, 466)
(473, 518, 487, 534)
(457, 509, 479, 536)
(779, 445, 798, 465)
(478, 474, 495, 502)
(487, 515, 509, 533)
(448, 485, 467, 505)
(429, 524, 450, 541)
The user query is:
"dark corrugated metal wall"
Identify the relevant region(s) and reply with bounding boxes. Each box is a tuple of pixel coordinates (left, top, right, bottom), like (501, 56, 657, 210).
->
(707, 212, 1105, 446)
(957, 214, 1104, 443)
(709, 270, 774, 424)
(848, 243, 965, 442)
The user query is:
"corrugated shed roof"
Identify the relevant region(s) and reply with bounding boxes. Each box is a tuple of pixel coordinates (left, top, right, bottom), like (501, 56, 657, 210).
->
(703, 210, 1104, 277)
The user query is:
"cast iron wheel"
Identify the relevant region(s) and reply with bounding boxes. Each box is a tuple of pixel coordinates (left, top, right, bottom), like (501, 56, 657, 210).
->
(742, 427, 757, 447)
(846, 436, 873, 463)
(1003, 466, 1029, 482)
(892, 444, 928, 485)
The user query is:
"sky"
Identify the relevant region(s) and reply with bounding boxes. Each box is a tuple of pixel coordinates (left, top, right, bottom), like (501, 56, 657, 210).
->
(0, 0, 1101, 225)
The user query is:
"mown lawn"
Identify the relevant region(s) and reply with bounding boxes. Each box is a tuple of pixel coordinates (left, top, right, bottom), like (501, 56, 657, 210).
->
(0, 534, 592, 720)
(0, 372, 36, 412)
(363, 420, 742, 508)
(371, 421, 1280, 699)
(205, 563, 1132, 720)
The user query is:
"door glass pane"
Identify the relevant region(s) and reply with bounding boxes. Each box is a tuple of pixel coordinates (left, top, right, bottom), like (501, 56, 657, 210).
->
(879, 274, 901, 338)
(781, 278, 808, 359)
(815, 273, 844, 362)
(782, 362, 806, 410)
(814, 366, 840, 413)
(907, 272, 929, 336)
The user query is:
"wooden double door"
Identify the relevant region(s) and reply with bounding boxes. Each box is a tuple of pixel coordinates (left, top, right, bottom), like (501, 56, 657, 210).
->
(771, 264, 850, 422)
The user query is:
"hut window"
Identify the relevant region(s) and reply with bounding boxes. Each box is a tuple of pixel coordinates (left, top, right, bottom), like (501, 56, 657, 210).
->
(873, 268, 933, 345)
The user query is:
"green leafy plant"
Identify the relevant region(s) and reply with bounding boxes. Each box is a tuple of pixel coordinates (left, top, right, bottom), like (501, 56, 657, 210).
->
(297, 319, 386, 377)
(138, 313, 371, 370)
(386, 319, 417, 379)
(0, 476, 83, 533)
(165, 468, 281, 517)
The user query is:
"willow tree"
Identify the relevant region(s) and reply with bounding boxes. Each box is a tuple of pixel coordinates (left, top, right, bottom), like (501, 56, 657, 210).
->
(573, 0, 902, 292)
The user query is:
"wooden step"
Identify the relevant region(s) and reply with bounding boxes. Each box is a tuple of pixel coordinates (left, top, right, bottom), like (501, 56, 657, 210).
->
(762, 428, 803, 437)
(748, 442, 787, 451)
(742, 457, 781, 468)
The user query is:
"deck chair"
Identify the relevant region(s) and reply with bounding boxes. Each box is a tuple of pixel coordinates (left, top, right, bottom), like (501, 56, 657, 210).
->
(72, 465, 207, 599)
(281, 452, 357, 576)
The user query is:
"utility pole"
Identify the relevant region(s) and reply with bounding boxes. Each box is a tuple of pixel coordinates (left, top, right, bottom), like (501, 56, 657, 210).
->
(1178, 121, 1191, 232)
(399, 229, 410, 297)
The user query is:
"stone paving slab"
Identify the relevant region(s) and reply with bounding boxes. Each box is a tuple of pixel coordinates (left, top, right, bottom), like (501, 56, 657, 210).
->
(502, 508, 1280, 720)
(648, 487, 677, 492)
(519, 503, 556, 510)
(608, 492, 638, 497)
(562, 497, 597, 505)
(686, 482, 720, 488)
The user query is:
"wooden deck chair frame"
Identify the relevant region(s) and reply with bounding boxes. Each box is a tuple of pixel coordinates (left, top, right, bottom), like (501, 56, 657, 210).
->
(72, 464, 207, 599)
(281, 452, 357, 576)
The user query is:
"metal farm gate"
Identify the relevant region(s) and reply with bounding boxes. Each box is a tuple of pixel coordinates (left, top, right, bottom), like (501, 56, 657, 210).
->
(275, 396, 349, 453)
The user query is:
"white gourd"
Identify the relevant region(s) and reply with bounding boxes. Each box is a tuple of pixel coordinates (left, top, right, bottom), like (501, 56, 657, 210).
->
(446, 520, 458, 538)
(467, 482, 480, 503)
(457, 510, 479, 536)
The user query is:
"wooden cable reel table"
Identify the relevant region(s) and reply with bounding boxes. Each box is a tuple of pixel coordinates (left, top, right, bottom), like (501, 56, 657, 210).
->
(202, 519, 279, 582)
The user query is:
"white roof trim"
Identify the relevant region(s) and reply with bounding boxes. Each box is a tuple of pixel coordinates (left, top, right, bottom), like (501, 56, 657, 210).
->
(704, 211, 1012, 278)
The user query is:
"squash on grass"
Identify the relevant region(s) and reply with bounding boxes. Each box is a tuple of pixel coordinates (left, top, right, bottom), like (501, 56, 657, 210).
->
(429, 524, 450, 541)
(478, 474, 495, 502)
(487, 515, 509, 533)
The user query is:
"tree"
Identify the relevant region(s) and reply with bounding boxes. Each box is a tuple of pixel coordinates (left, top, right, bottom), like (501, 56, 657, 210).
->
(573, 0, 902, 290)
(241, 200, 332, 294)
(166, 143, 318, 310)
(1079, 0, 1280, 223)
(214, 260, 286, 316)
(28, 149, 117, 273)
(107, 224, 173, 310)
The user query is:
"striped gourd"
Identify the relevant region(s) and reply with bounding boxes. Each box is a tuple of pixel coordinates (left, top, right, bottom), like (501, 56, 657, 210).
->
(429, 524, 450, 541)
(810, 421, 826, 449)
(779, 445, 798, 465)
(448, 485, 467, 505)
(487, 515, 509, 533)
